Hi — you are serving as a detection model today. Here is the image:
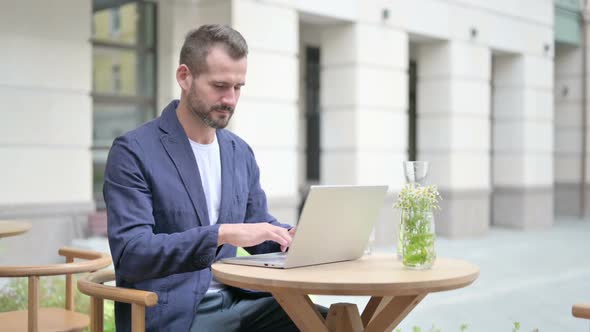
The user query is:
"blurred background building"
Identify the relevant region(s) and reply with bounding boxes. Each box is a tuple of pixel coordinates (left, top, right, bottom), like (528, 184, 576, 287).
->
(1, 0, 588, 263)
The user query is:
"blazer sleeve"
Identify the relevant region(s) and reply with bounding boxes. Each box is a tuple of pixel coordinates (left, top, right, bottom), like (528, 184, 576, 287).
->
(242, 145, 292, 255)
(104, 135, 219, 283)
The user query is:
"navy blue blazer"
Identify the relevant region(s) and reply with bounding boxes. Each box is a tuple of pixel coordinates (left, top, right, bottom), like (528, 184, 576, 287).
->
(104, 100, 289, 332)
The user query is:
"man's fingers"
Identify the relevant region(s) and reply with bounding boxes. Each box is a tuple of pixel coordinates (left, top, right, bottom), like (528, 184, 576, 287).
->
(269, 227, 292, 247)
(276, 227, 293, 246)
(265, 232, 288, 248)
(225, 223, 293, 249)
(257, 225, 292, 252)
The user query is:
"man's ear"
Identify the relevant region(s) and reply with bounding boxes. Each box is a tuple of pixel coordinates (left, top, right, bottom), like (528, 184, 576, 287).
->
(176, 64, 193, 92)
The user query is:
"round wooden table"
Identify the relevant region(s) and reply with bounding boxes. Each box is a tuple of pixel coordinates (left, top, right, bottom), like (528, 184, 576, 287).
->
(0, 220, 32, 238)
(213, 254, 479, 332)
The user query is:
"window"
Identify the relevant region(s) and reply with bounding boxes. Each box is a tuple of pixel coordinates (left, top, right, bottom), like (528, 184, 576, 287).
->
(305, 47, 321, 183)
(110, 8, 121, 35)
(408, 60, 417, 161)
(92, 0, 157, 208)
(111, 63, 121, 92)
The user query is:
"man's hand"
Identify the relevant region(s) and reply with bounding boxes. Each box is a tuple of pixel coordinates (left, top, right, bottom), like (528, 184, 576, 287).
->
(280, 226, 297, 252)
(218, 223, 293, 252)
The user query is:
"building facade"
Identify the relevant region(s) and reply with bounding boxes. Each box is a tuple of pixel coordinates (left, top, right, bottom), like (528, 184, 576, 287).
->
(1, 0, 588, 263)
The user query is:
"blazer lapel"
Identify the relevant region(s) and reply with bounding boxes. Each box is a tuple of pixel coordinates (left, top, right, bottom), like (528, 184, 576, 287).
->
(217, 129, 235, 224)
(158, 101, 210, 226)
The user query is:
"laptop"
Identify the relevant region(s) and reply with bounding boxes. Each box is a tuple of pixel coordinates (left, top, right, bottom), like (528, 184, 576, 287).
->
(221, 185, 388, 269)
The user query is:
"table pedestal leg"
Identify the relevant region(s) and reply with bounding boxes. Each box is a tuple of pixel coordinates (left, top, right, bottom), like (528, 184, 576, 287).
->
(362, 294, 427, 332)
(271, 291, 329, 332)
(271, 292, 426, 332)
(361, 296, 393, 326)
(326, 303, 364, 332)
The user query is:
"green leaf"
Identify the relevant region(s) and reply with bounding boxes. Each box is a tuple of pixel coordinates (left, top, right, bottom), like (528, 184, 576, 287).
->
(512, 322, 521, 332)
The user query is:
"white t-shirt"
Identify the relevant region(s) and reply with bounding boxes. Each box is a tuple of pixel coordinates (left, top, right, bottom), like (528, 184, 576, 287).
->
(189, 135, 224, 293)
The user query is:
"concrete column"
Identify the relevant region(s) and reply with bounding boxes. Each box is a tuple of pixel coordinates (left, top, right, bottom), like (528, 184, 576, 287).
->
(417, 41, 492, 237)
(584, 6, 590, 217)
(321, 23, 408, 186)
(554, 4, 590, 219)
(554, 45, 583, 217)
(157, 0, 299, 224)
(0, 0, 93, 263)
(230, 0, 299, 225)
(493, 55, 554, 229)
(321, 23, 408, 245)
(157, 0, 231, 111)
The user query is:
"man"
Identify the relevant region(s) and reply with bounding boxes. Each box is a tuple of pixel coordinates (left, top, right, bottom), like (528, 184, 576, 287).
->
(104, 24, 323, 331)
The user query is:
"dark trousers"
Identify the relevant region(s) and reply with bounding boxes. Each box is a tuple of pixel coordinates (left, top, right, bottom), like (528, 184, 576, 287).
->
(189, 288, 328, 332)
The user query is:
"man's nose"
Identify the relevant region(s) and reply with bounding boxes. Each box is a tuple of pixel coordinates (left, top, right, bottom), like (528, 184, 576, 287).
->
(220, 89, 237, 107)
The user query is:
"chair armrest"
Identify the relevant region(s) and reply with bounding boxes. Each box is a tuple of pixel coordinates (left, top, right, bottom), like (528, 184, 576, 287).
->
(0, 247, 111, 277)
(59, 247, 108, 261)
(77, 270, 158, 306)
(573, 303, 590, 319)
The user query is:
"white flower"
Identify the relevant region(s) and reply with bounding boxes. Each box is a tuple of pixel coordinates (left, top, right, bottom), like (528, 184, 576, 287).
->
(394, 183, 441, 211)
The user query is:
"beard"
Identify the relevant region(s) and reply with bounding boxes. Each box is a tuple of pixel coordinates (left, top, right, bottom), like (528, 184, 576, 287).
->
(187, 87, 234, 129)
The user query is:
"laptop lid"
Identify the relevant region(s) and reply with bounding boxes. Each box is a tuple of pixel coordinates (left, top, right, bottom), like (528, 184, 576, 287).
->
(221, 185, 388, 268)
(281, 185, 388, 268)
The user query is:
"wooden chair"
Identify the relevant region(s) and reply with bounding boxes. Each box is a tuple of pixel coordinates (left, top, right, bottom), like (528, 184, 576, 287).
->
(573, 303, 590, 319)
(77, 269, 157, 332)
(0, 247, 111, 332)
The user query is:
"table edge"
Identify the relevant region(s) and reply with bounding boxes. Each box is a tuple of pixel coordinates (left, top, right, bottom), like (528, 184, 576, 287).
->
(212, 259, 480, 296)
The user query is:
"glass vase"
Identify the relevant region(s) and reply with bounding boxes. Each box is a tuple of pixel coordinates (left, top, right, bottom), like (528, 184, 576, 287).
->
(397, 161, 430, 260)
(400, 207, 436, 269)
(403, 161, 430, 186)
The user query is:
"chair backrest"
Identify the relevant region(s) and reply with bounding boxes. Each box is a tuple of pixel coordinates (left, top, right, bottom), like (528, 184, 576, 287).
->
(573, 303, 590, 319)
(77, 269, 158, 332)
(0, 247, 112, 332)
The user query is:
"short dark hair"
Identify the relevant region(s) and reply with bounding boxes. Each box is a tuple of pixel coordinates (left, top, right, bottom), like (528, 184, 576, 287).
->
(179, 24, 248, 76)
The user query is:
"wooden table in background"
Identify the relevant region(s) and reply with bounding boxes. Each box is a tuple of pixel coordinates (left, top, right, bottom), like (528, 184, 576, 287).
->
(213, 254, 479, 332)
(0, 220, 32, 238)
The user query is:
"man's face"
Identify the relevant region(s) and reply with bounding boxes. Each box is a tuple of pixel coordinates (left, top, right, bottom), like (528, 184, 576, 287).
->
(187, 46, 247, 129)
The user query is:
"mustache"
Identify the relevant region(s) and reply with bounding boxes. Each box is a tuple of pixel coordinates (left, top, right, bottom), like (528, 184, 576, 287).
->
(210, 105, 234, 113)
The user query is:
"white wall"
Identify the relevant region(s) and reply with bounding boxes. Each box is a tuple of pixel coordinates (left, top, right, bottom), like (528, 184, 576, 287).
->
(493, 55, 554, 187)
(417, 41, 491, 191)
(157, 0, 231, 111)
(157, 0, 300, 224)
(296, 0, 356, 22)
(152, 0, 557, 235)
(357, 0, 553, 57)
(0, 0, 92, 205)
(232, 0, 299, 202)
(231, 0, 300, 225)
(555, 46, 584, 183)
(320, 23, 408, 189)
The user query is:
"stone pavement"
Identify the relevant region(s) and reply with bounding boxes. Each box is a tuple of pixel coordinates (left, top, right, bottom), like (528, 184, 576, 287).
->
(314, 218, 590, 332)
(71, 218, 590, 332)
